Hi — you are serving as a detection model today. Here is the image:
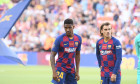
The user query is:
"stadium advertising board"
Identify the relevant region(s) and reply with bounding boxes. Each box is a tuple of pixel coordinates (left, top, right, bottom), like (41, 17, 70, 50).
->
(0, 52, 138, 69)
(16, 52, 37, 65)
(80, 53, 98, 67)
(37, 52, 51, 65)
(121, 55, 138, 69)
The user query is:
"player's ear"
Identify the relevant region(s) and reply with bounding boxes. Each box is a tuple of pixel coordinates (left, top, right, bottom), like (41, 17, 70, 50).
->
(73, 25, 75, 29)
(101, 29, 103, 33)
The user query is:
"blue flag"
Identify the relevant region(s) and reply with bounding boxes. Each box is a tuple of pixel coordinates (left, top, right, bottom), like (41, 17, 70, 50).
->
(0, 0, 31, 65)
(0, 39, 24, 65)
(0, 0, 31, 38)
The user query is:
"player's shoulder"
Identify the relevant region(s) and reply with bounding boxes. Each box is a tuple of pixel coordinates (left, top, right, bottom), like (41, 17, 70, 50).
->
(96, 38, 104, 44)
(74, 33, 81, 38)
(112, 37, 120, 42)
(74, 33, 82, 40)
(55, 33, 66, 41)
(112, 37, 121, 44)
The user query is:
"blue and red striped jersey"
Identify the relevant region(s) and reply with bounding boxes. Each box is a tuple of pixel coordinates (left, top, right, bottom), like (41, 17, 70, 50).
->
(52, 33, 82, 73)
(96, 37, 122, 77)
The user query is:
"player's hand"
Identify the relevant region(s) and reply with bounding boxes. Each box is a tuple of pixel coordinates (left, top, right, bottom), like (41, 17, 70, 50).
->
(53, 72, 60, 82)
(100, 66, 102, 70)
(110, 74, 116, 82)
(75, 72, 80, 81)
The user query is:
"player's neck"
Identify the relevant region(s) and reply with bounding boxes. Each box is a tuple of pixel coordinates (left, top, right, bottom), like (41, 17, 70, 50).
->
(104, 36, 111, 42)
(67, 34, 74, 38)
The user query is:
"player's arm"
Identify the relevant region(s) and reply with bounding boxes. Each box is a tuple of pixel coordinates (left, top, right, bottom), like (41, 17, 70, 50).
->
(75, 51, 80, 81)
(50, 51, 59, 81)
(50, 37, 60, 82)
(75, 37, 82, 81)
(111, 40, 122, 82)
(96, 41, 101, 69)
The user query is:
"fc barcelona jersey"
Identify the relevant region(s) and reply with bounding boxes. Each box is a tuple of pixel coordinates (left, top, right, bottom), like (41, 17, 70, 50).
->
(96, 37, 122, 77)
(52, 33, 82, 73)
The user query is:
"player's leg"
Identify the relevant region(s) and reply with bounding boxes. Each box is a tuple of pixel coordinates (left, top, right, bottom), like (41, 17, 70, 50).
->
(51, 71, 66, 84)
(101, 77, 109, 84)
(64, 73, 77, 84)
(109, 76, 121, 84)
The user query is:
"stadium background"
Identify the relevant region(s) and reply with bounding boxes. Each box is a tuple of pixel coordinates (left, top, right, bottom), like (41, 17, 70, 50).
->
(0, 0, 139, 84)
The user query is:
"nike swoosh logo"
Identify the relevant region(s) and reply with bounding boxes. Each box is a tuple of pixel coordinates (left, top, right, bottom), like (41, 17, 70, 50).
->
(64, 44, 68, 45)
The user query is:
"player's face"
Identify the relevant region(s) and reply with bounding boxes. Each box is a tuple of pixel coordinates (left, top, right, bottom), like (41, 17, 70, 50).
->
(64, 24, 74, 37)
(101, 25, 112, 38)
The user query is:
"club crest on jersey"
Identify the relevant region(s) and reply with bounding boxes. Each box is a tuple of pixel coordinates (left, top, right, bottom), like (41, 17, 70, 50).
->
(65, 48, 76, 53)
(100, 50, 112, 55)
(75, 42, 78, 46)
(108, 45, 112, 49)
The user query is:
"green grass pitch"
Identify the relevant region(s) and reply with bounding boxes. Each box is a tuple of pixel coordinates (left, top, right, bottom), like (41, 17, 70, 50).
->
(0, 65, 137, 84)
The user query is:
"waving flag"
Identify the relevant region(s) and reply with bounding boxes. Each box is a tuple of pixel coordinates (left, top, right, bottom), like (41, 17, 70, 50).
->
(0, 0, 31, 65)
(0, 39, 24, 65)
(0, 0, 31, 38)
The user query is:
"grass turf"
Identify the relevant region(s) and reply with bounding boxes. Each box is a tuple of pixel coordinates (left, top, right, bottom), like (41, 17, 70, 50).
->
(0, 65, 137, 84)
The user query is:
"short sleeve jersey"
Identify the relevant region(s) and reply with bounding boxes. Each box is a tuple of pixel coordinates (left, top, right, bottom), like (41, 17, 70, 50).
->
(52, 33, 82, 73)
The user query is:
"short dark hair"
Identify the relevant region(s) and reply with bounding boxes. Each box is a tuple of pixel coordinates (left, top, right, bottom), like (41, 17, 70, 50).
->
(100, 22, 111, 36)
(64, 18, 73, 25)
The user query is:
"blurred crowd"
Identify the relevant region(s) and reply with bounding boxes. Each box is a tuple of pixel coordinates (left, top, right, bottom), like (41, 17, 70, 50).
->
(0, 0, 140, 55)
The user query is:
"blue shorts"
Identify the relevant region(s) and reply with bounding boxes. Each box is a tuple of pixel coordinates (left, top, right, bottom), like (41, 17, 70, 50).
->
(101, 76, 121, 84)
(51, 71, 77, 84)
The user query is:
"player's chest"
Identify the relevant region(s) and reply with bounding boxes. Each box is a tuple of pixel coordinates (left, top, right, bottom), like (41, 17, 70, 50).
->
(99, 44, 115, 55)
(60, 41, 79, 53)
